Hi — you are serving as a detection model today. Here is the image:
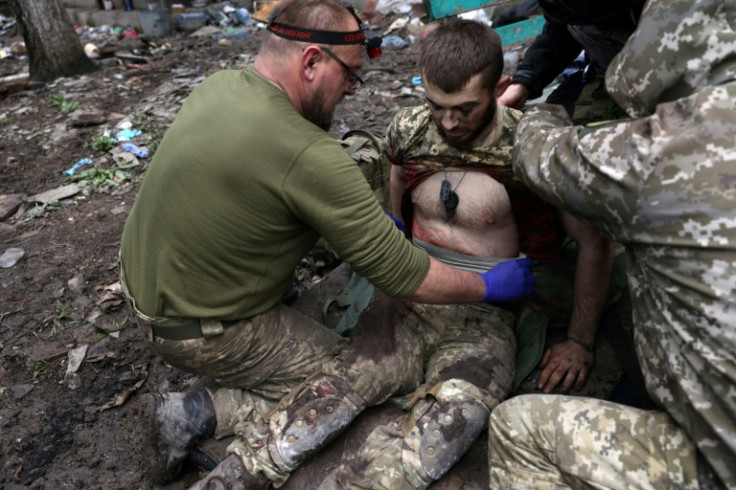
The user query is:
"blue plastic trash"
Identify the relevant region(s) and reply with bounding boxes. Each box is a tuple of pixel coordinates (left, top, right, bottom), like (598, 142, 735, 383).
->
(121, 142, 149, 158)
(115, 129, 142, 142)
(64, 158, 93, 176)
(234, 8, 251, 24)
(382, 35, 408, 50)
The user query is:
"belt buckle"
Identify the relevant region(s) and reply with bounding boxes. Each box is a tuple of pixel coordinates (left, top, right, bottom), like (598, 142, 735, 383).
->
(200, 319, 225, 338)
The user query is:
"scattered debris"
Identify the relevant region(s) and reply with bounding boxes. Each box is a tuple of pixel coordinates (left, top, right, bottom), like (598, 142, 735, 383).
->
(0, 193, 24, 221)
(382, 35, 408, 50)
(68, 273, 86, 294)
(383, 16, 409, 35)
(26, 184, 81, 204)
(95, 315, 126, 334)
(96, 281, 126, 312)
(64, 158, 94, 176)
(11, 384, 34, 399)
(84, 42, 100, 58)
(120, 142, 149, 158)
(112, 151, 141, 168)
(0, 247, 24, 268)
(65, 344, 89, 376)
(115, 128, 142, 141)
(96, 377, 146, 412)
(85, 351, 117, 363)
(68, 109, 112, 127)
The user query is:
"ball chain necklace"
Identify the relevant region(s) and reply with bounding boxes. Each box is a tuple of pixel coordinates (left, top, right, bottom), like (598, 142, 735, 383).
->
(439, 171, 467, 216)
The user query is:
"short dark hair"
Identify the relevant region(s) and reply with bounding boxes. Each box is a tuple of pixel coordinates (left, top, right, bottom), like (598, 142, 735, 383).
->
(262, 0, 357, 55)
(420, 18, 503, 93)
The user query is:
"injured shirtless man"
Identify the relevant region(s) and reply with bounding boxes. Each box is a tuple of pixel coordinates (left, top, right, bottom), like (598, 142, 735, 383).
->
(388, 18, 617, 396)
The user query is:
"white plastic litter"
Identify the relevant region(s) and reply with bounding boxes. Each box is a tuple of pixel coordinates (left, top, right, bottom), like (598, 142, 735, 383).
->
(0, 247, 24, 268)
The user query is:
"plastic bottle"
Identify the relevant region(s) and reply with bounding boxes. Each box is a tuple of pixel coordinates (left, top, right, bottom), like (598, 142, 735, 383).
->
(234, 8, 252, 25)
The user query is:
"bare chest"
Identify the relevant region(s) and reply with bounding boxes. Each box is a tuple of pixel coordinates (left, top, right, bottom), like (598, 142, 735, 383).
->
(410, 171, 519, 257)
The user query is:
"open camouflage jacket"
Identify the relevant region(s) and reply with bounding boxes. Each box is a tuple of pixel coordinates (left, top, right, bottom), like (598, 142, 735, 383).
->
(512, 0, 736, 485)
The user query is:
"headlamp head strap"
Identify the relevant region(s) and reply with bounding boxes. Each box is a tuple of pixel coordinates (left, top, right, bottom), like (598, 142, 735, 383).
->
(267, 20, 366, 45)
(267, 0, 382, 57)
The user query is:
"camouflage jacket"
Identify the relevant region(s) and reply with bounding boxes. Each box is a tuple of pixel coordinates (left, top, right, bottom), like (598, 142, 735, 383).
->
(512, 0, 736, 485)
(385, 104, 563, 260)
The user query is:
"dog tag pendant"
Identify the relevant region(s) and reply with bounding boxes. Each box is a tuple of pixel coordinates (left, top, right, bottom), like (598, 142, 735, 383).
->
(440, 179, 452, 202)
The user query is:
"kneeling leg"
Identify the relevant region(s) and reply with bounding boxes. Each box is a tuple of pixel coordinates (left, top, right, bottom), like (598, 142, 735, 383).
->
(320, 379, 490, 490)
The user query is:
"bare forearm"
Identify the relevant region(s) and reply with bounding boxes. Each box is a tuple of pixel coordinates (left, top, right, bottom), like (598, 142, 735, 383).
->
(408, 257, 485, 304)
(560, 211, 615, 348)
(566, 239, 614, 347)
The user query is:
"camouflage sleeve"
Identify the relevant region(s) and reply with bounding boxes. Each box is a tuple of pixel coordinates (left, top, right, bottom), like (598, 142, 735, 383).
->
(384, 108, 407, 166)
(511, 103, 655, 240)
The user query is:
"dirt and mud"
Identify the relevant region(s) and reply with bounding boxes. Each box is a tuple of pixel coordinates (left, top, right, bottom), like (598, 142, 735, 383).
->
(0, 9, 628, 489)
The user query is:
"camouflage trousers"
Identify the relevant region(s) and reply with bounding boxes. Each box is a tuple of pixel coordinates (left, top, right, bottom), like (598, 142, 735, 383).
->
(229, 291, 517, 488)
(122, 262, 345, 440)
(488, 395, 701, 489)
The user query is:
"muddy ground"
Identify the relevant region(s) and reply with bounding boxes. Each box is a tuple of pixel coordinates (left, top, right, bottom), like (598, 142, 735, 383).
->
(0, 9, 630, 490)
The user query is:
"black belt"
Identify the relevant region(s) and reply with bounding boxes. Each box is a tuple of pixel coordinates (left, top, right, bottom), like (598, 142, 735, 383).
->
(150, 320, 203, 341)
(149, 319, 239, 341)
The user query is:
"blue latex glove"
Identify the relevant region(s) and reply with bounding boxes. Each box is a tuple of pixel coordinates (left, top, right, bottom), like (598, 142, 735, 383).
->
(480, 258, 535, 303)
(386, 213, 406, 233)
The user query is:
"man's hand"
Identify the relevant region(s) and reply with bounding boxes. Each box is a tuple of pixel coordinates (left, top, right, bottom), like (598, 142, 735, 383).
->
(480, 258, 535, 303)
(536, 339, 594, 393)
(497, 83, 530, 110)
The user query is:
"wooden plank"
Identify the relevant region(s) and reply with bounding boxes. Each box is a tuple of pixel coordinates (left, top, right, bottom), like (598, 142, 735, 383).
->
(422, 0, 545, 46)
(495, 16, 545, 46)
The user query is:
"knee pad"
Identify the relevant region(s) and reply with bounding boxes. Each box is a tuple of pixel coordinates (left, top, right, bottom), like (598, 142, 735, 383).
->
(267, 375, 366, 472)
(404, 379, 490, 483)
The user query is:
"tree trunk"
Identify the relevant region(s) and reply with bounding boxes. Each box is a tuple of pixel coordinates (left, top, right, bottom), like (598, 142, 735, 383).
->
(10, 0, 97, 82)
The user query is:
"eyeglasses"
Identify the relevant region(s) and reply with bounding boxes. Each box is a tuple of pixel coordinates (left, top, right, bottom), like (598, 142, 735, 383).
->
(322, 47, 365, 91)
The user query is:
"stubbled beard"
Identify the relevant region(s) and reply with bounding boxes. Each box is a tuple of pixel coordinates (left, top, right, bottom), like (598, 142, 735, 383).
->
(303, 87, 335, 131)
(439, 101, 497, 149)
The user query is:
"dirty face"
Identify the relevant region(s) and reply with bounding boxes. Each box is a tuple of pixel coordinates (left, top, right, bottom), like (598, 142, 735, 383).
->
(423, 72, 495, 148)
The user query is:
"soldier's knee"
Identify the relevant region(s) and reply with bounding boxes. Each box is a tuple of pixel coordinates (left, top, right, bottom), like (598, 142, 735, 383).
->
(266, 374, 366, 472)
(403, 379, 491, 485)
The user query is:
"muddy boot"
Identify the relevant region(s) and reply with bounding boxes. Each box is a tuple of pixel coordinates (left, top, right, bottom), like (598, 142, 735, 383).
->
(189, 454, 271, 490)
(267, 374, 366, 472)
(145, 390, 217, 483)
(190, 435, 235, 472)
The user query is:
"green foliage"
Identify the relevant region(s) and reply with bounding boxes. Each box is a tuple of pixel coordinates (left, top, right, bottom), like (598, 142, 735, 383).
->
(48, 94, 80, 114)
(32, 360, 48, 380)
(148, 137, 161, 156)
(24, 200, 61, 221)
(91, 134, 115, 152)
(25, 131, 44, 141)
(69, 163, 135, 188)
(56, 301, 69, 320)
